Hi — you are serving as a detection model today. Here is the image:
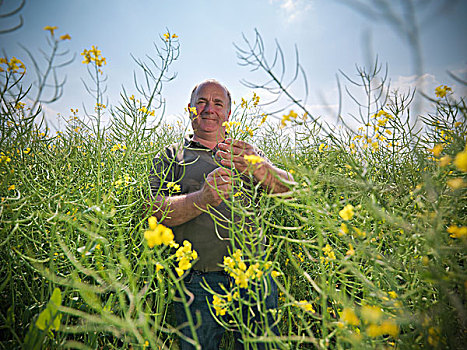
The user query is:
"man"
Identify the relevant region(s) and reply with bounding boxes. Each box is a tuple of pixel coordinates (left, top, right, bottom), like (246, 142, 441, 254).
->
(148, 79, 292, 349)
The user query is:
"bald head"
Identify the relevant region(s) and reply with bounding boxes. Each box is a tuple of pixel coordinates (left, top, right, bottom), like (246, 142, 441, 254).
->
(190, 79, 231, 114)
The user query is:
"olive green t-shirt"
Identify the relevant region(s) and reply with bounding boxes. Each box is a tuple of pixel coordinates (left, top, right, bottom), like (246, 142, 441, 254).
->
(149, 135, 266, 272)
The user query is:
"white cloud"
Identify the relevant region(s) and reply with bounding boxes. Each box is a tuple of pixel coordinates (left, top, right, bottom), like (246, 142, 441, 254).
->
(270, 0, 313, 23)
(390, 73, 436, 95)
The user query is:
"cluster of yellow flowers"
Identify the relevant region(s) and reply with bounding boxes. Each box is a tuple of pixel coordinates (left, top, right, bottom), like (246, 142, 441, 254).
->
(252, 92, 260, 107)
(0, 57, 26, 74)
(110, 143, 127, 152)
(163, 33, 178, 41)
(167, 182, 181, 192)
(339, 204, 354, 221)
(322, 244, 336, 261)
(223, 250, 274, 289)
(222, 121, 241, 133)
(294, 300, 315, 313)
(43, 25, 71, 40)
(174, 240, 198, 277)
(209, 251, 280, 316)
(338, 205, 366, 241)
(259, 113, 268, 126)
(143, 218, 198, 278)
(221, 121, 254, 137)
(454, 142, 467, 172)
(185, 106, 197, 115)
(0, 152, 12, 164)
(447, 225, 467, 239)
(144, 217, 174, 248)
(113, 174, 132, 189)
(81, 46, 107, 68)
(429, 140, 467, 189)
(243, 154, 265, 165)
(138, 106, 155, 116)
(435, 85, 452, 98)
(351, 110, 395, 154)
(280, 109, 301, 128)
(339, 305, 399, 338)
(212, 294, 230, 316)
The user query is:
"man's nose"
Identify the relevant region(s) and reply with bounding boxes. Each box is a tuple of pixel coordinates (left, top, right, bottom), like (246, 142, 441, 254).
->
(204, 102, 214, 114)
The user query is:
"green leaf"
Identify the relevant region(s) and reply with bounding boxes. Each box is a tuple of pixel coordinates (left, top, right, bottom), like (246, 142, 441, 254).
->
(35, 288, 62, 331)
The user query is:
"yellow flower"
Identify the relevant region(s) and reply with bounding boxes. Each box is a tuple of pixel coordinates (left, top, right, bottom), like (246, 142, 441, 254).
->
(167, 182, 181, 192)
(367, 320, 399, 337)
(353, 227, 366, 237)
(429, 144, 443, 157)
(212, 295, 227, 316)
(144, 223, 174, 247)
(223, 256, 236, 270)
(81, 46, 106, 67)
(163, 33, 170, 41)
(339, 204, 355, 221)
(280, 109, 298, 128)
(43, 26, 58, 36)
(8, 185, 15, 191)
(188, 106, 197, 115)
(175, 267, 184, 276)
(171, 33, 178, 39)
(271, 270, 281, 278)
(60, 34, 71, 40)
(318, 143, 328, 152)
(322, 244, 336, 260)
(435, 85, 452, 98)
(447, 225, 467, 239)
(148, 216, 158, 230)
(346, 243, 355, 256)
(5, 57, 26, 73)
(339, 223, 349, 236)
(454, 147, 467, 172)
(447, 178, 464, 189)
(244, 154, 264, 165)
(341, 308, 360, 326)
(178, 257, 192, 271)
(361, 305, 383, 323)
(439, 155, 451, 167)
(296, 300, 315, 313)
(156, 263, 164, 272)
(235, 270, 249, 288)
(388, 291, 398, 299)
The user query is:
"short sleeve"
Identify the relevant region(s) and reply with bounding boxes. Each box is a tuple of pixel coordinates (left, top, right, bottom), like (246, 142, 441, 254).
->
(149, 147, 178, 198)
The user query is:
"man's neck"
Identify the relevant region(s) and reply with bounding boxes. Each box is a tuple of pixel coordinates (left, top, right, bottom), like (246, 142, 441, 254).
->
(192, 133, 225, 150)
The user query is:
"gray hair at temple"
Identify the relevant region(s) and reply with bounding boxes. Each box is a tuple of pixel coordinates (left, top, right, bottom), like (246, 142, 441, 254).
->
(189, 79, 232, 113)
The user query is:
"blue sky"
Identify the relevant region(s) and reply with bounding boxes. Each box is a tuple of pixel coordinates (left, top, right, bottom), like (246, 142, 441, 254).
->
(2, 0, 466, 129)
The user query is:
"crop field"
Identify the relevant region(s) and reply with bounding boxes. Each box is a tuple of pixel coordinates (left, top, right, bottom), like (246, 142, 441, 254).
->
(1, 17, 466, 350)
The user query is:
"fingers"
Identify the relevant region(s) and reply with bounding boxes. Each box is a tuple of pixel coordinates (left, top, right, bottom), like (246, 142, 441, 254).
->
(218, 138, 251, 156)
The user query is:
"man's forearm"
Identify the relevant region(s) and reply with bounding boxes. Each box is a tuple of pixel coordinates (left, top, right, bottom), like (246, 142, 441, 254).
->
(253, 162, 294, 194)
(150, 191, 206, 227)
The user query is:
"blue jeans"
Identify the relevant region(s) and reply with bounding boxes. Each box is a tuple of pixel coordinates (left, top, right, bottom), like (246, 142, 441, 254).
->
(173, 270, 279, 349)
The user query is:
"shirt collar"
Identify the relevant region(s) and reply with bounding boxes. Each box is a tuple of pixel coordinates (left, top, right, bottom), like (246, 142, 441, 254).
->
(185, 134, 225, 152)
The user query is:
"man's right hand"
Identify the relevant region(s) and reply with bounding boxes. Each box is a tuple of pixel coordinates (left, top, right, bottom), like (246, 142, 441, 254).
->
(197, 167, 233, 208)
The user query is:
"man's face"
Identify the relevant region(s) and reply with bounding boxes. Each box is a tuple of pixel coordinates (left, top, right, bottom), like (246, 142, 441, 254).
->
(189, 82, 230, 138)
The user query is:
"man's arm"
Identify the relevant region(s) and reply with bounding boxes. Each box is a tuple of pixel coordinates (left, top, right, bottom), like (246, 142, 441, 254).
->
(217, 138, 294, 194)
(149, 167, 233, 227)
